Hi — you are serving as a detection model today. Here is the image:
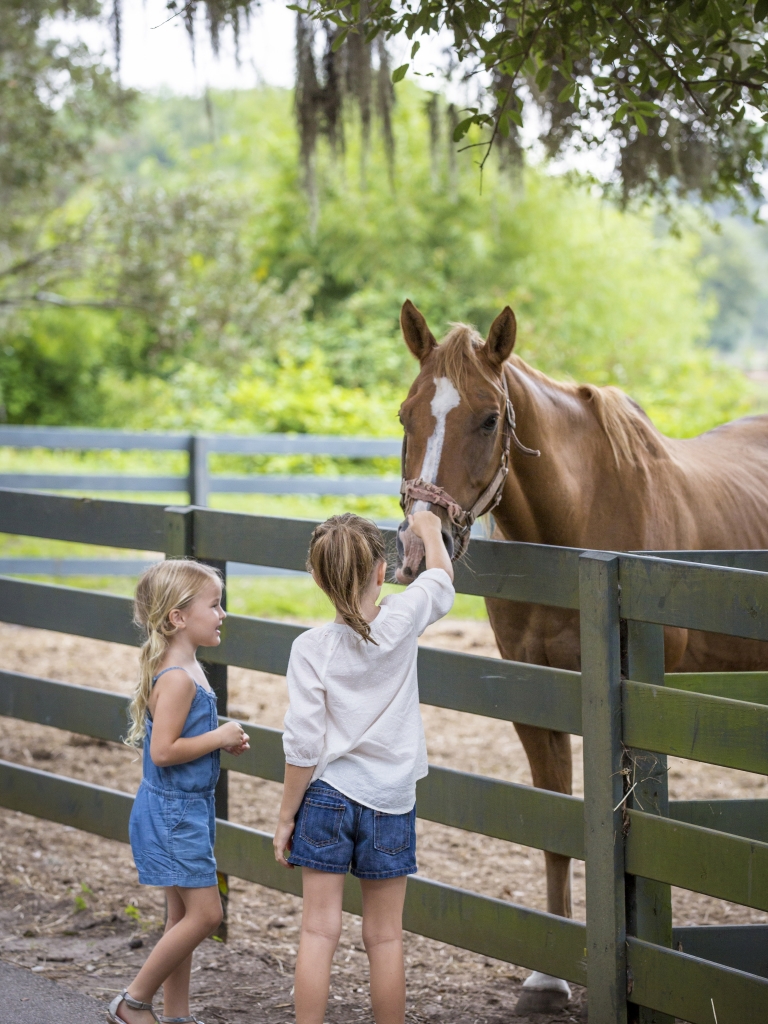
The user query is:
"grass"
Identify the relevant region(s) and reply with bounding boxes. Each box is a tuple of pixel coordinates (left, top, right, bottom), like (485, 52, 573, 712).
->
(8, 573, 488, 622)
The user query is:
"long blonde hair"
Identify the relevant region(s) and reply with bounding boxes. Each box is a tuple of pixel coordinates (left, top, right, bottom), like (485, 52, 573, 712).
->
(126, 558, 223, 747)
(307, 514, 387, 644)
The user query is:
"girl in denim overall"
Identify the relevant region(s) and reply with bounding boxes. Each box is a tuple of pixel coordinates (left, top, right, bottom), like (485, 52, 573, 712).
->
(273, 511, 455, 1024)
(108, 559, 248, 1024)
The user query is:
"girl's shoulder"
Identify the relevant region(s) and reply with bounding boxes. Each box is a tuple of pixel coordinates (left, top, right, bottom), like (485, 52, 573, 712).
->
(291, 623, 342, 652)
(152, 666, 203, 692)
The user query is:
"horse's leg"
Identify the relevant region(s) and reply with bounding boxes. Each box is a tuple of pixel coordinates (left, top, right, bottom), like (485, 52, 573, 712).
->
(512, 723, 574, 1013)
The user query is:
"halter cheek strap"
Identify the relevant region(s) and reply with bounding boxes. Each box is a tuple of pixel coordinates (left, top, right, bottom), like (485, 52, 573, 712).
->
(399, 370, 540, 556)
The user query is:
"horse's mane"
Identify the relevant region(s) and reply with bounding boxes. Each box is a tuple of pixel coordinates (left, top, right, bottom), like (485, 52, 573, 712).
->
(431, 322, 660, 467)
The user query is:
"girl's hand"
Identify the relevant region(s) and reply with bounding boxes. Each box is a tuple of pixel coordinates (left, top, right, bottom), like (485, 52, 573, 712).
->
(217, 720, 247, 751)
(408, 509, 443, 540)
(273, 818, 296, 868)
(223, 734, 250, 757)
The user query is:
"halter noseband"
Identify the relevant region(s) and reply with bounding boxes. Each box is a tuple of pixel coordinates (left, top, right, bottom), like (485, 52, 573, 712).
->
(399, 371, 540, 556)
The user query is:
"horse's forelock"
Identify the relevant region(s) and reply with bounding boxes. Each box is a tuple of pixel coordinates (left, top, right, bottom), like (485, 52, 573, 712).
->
(431, 323, 494, 400)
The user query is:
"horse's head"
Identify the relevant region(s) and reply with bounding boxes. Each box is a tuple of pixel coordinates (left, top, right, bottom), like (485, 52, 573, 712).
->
(395, 299, 529, 584)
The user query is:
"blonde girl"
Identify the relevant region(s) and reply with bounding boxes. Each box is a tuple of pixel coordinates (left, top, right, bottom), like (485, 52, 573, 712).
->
(108, 559, 249, 1024)
(273, 510, 454, 1024)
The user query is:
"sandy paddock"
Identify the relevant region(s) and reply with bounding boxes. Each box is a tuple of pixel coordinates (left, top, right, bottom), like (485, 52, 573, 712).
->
(1, 618, 766, 1022)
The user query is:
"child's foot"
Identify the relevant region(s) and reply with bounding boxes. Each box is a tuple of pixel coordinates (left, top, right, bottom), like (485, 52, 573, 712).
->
(107, 991, 157, 1024)
(115, 1000, 157, 1024)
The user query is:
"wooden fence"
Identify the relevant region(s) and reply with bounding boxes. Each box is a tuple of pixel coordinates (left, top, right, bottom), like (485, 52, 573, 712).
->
(0, 425, 402, 505)
(1, 486, 768, 1023)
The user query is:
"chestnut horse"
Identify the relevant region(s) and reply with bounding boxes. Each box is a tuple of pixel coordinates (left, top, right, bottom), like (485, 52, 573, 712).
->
(394, 300, 768, 1012)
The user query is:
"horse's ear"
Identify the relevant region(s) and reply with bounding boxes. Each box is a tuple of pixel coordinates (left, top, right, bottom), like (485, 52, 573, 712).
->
(484, 306, 517, 366)
(401, 300, 437, 362)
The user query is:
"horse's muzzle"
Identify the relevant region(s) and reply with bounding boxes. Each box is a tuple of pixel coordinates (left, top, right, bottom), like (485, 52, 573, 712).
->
(395, 519, 454, 584)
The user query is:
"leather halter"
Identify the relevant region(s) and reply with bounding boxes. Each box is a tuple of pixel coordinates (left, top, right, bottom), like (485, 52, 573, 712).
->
(399, 370, 540, 556)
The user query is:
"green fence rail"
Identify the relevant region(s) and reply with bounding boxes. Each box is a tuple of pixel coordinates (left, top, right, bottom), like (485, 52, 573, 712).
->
(2, 488, 768, 1023)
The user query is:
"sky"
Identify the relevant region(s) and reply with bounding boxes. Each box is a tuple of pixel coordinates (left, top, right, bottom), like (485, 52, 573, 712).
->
(58, 0, 453, 96)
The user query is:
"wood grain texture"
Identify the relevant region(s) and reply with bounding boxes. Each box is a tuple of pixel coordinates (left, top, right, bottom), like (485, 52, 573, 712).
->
(0, 490, 167, 551)
(623, 680, 768, 775)
(580, 552, 628, 1024)
(627, 936, 768, 1023)
(626, 809, 768, 912)
(620, 554, 768, 642)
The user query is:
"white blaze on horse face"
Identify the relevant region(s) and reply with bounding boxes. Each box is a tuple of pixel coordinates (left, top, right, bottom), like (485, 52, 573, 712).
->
(412, 376, 461, 512)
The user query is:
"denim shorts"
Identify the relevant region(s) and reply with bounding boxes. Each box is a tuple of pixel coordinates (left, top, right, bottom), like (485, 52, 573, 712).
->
(288, 781, 417, 880)
(129, 781, 218, 889)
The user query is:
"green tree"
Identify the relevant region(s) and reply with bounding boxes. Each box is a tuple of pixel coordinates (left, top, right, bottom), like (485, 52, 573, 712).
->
(166, 0, 768, 206)
(0, 0, 134, 313)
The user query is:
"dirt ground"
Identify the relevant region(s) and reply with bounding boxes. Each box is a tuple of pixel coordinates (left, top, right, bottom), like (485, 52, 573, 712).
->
(1, 618, 767, 1022)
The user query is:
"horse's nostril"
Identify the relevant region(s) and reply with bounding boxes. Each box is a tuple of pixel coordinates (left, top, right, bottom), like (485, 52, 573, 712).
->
(403, 566, 413, 577)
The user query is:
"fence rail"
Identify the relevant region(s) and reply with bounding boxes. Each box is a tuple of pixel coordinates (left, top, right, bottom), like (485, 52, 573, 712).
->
(2, 487, 768, 1022)
(0, 424, 403, 507)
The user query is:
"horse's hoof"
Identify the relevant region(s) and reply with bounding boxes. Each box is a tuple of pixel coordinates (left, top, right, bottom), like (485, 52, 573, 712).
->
(514, 988, 570, 1014)
(514, 972, 571, 1015)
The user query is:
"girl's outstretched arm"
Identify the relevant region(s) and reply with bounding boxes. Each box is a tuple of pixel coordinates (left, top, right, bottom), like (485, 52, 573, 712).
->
(408, 510, 454, 581)
(274, 763, 315, 867)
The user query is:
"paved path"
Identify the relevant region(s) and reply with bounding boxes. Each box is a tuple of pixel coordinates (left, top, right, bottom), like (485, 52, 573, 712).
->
(0, 959, 105, 1023)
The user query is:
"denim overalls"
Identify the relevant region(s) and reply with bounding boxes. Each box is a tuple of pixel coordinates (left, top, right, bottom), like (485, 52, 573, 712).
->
(128, 667, 220, 889)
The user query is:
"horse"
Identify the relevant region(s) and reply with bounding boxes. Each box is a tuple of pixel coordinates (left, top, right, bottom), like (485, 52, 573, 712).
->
(394, 299, 768, 1013)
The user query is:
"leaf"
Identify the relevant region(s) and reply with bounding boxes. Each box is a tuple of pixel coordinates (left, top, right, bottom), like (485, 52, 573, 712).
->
(557, 81, 576, 103)
(535, 65, 552, 92)
(756, 0, 768, 21)
(410, 41, 421, 58)
(331, 29, 349, 52)
(392, 64, 409, 83)
(453, 116, 477, 141)
(634, 112, 648, 135)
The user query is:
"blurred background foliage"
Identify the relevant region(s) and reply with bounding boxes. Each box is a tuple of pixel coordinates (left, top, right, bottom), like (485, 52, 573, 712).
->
(2, 82, 766, 446)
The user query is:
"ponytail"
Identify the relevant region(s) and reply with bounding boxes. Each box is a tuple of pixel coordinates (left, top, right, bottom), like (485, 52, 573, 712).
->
(307, 514, 387, 644)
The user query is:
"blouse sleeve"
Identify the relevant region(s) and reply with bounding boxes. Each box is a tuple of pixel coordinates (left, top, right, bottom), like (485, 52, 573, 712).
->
(282, 635, 327, 767)
(385, 567, 455, 636)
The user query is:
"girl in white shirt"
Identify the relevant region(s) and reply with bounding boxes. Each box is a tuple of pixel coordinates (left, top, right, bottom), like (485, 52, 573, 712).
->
(273, 510, 454, 1024)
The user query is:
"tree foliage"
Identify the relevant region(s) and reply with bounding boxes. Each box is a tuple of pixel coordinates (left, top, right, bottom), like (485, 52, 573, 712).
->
(0, 0, 134, 318)
(0, 86, 755, 438)
(169, 0, 768, 205)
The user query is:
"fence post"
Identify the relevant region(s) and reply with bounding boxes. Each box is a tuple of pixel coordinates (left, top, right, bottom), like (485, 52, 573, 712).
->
(624, 621, 673, 1024)
(580, 551, 628, 1024)
(199, 554, 229, 940)
(165, 506, 228, 938)
(188, 436, 210, 507)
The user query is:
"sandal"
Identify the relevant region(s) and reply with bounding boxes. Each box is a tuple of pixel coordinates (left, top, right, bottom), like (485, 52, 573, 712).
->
(158, 1017, 206, 1023)
(107, 989, 159, 1023)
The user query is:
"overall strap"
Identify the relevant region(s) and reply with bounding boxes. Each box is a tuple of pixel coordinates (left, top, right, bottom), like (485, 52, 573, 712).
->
(152, 666, 195, 686)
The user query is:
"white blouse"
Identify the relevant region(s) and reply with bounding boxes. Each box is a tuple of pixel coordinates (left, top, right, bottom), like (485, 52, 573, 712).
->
(282, 568, 455, 814)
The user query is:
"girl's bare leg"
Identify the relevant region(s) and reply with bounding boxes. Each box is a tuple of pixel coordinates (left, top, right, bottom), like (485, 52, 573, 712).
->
(360, 876, 408, 1024)
(115, 885, 222, 1024)
(160, 887, 194, 1019)
(294, 868, 345, 1024)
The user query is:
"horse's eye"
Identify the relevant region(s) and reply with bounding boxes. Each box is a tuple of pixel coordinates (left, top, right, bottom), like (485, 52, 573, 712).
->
(482, 414, 499, 433)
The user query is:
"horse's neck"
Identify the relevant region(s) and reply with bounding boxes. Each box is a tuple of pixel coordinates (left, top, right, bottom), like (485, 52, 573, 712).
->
(493, 363, 644, 548)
